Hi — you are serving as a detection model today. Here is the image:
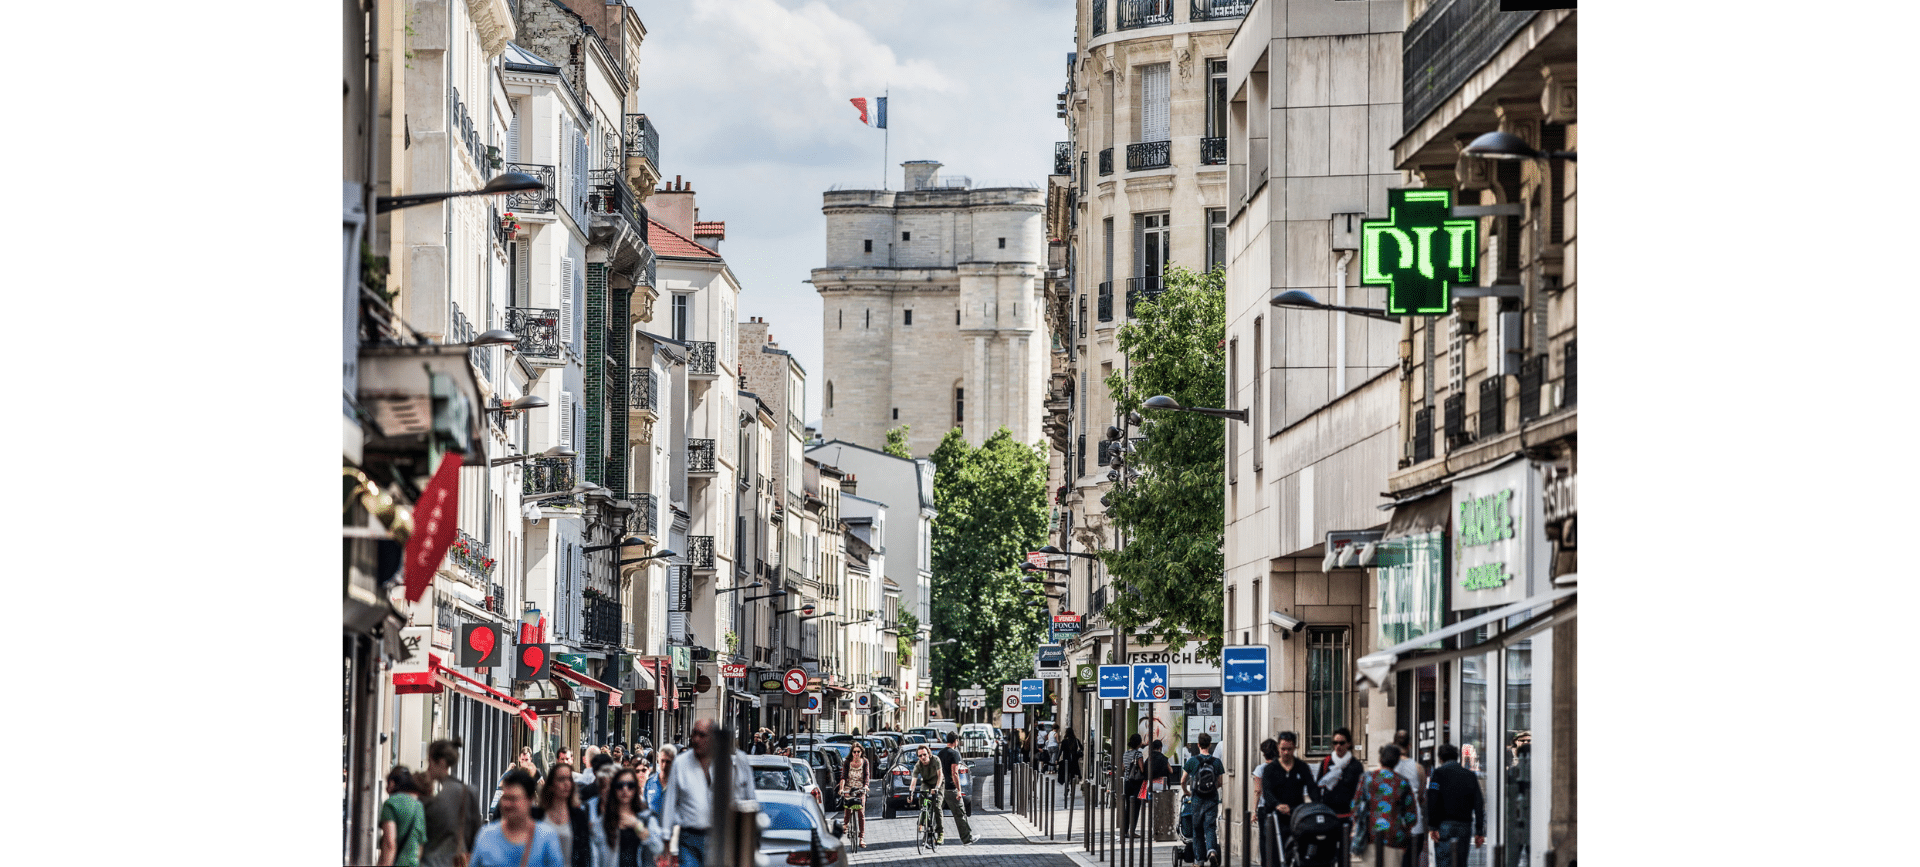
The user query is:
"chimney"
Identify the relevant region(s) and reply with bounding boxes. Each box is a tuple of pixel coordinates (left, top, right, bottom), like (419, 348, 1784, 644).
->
(902, 160, 943, 191)
(739, 316, 770, 359)
(652, 175, 698, 241)
(693, 220, 727, 252)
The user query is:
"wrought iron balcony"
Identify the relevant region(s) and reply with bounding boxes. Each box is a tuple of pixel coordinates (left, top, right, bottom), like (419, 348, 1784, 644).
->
(1190, 0, 1252, 21)
(688, 438, 717, 474)
(1125, 275, 1164, 316)
(1093, 0, 1108, 37)
(629, 492, 658, 538)
(630, 368, 658, 413)
(1443, 392, 1468, 450)
(504, 163, 555, 213)
(1127, 140, 1171, 171)
(688, 535, 716, 569)
(449, 529, 494, 579)
(688, 340, 717, 376)
(1097, 281, 1114, 322)
(1479, 375, 1506, 438)
(1403, 0, 1539, 131)
(1098, 148, 1114, 176)
(1055, 142, 1072, 176)
(1117, 0, 1173, 30)
(488, 583, 506, 615)
(624, 113, 661, 170)
(507, 307, 562, 359)
(1090, 585, 1107, 615)
(1201, 136, 1226, 165)
(588, 168, 645, 237)
(583, 594, 623, 646)
(524, 455, 578, 497)
(638, 246, 657, 289)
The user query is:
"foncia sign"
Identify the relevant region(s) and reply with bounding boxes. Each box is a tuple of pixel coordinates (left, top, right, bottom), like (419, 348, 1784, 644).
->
(1363, 189, 1477, 316)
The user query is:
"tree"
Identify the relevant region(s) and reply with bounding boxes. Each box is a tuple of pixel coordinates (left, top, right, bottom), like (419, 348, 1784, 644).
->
(1101, 264, 1227, 662)
(895, 611, 919, 665)
(927, 427, 1052, 697)
(883, 424, 912, 459)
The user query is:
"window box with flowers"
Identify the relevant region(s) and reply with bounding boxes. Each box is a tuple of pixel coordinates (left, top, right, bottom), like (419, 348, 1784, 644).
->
(449, 532, 496, 578)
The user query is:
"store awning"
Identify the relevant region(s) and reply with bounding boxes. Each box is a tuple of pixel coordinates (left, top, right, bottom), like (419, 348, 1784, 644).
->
(432, 665, 539, 731)
(873, 692, 900, 713)
(1354, 586, 1577, 689)
(554, 662, 618, 696)
(629, 660, 658, 691)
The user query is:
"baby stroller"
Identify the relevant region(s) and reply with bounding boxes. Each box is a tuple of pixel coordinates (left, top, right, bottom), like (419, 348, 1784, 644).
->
(1287, 803, 1345, 867)
(1175, 796, 1197, 866)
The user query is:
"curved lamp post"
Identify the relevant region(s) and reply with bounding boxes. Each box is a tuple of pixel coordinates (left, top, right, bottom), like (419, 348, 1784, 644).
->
(1268, 289, 1397, 322)
(376, 171, 547, 213)
(1462, 130, 1576, 162)
(1142, 394, 1248, 423)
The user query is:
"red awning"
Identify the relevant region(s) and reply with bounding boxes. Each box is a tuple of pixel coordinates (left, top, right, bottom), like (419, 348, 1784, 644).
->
(431, 663, 539, 732)
(553, 663, 620, 706)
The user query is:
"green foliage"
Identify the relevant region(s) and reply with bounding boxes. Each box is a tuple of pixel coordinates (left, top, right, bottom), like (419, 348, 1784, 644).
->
(896, 611, 919, 664)
(927, 427, 1052, 696)
(883, 425, 912, 459)
(1101, 265, 1228, 663)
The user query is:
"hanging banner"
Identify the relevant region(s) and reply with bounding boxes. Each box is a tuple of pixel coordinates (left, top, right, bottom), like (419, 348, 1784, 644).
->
(403, 452, 465, 603)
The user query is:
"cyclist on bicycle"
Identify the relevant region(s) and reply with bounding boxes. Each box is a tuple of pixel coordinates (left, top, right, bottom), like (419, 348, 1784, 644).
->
(908, 745, 945, 845)
(840, 743, 871, 850)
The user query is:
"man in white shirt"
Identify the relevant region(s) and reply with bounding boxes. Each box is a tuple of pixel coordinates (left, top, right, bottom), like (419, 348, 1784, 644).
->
(659, 719, 756, 867)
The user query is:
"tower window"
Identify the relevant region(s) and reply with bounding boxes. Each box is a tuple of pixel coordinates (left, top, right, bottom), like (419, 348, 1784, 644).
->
(892, 408, 899, 420)
(865, 309, 870, 328)
(904, 309, 913, 326)
(864, 239, 873, 253)
(902, 231, 911, 241)
(998, 238, 1006, 249)
(956, 309, 961, 325)
(955, 387, 964, 424)
(838, 310, 843, 329)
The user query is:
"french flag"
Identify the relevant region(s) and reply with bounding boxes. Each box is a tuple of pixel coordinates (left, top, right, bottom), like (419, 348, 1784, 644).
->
(850, 96, 888, 129)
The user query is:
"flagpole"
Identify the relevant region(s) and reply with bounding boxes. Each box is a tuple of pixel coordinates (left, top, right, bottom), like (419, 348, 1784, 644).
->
(882, 89, 889, 190)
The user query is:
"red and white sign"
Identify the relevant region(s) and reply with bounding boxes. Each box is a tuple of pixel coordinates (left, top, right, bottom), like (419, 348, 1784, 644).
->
(783, 668, 808, 695)
(720, 663, 747, 679)
(1196, 689, 1212, 702)
(403, 452, 466, 603)
(1027, 551, 1051, 568)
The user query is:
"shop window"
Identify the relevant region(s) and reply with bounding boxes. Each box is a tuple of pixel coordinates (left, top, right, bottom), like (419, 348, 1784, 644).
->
(1306, 627, 1351, 754)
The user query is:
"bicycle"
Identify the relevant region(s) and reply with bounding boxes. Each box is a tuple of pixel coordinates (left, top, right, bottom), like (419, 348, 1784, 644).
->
(913, 787, 944, 854)
(840, 785, 867, 851)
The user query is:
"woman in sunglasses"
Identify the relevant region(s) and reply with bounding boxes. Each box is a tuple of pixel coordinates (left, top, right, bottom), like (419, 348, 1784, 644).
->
(531, 763, 591, 867)
(840, 744, 870, 850)
(591, 767, 661, 867)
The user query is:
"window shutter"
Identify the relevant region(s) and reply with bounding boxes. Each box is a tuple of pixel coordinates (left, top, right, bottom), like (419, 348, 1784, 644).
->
(1142, 64, 1170, 143)
(560, 257, 575, 342)
(514, 240, 531, 307)
(507, 107, 520, 164)
(1133, 216, 1147, 278)
(560, 391, 575, 446)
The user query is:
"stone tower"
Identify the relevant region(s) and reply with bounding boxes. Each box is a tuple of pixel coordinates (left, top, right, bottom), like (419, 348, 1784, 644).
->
(813, 161, 1050, 457)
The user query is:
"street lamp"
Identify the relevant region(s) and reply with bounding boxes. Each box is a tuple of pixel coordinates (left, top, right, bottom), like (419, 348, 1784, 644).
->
(617, 550, 677, 567)
(929, 638, 958, 647)
(1020, 561, 1072, 576)
(1462, 130, 1576, 162)
(1268, 289, 1398, 322)
(744, 588, 790, 603)
(776, 602, 819, 617)
(584, 536, 649, 554)
(376, 171, 547, 213)
(716, 581, 764, 596)
(1037, 544, 1100, 561)
(799, 611, 838, 621)
(488, 445, 576, 467)
(1141, 394, 1249, 423)
(485, 395, 551, 413)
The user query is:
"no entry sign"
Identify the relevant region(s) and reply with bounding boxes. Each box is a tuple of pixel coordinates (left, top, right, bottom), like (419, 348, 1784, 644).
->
(784, 668, 808, 695)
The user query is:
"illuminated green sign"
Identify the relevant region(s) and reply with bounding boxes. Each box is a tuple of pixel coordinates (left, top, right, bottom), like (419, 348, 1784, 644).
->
(1363, 189, 1477, 316)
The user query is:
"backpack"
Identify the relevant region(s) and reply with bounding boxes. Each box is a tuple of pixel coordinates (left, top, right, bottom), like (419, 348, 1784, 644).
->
(1191, 755, 1221, 799)
(1124, 749, 1147, 784)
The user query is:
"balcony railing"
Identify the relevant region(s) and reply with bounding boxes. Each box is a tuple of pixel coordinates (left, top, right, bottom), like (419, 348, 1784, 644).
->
(1517, 354, 1545, 423)
(583, 594, 622, 646)
(1117, 0, 1174, 30)
(1479, 375, 1506, 438)
(1126, 140, 1171, 171)
(507, 307, 562, 358)
(630, 368, 658, 412)
(588, 168, 646, 237)
(1201, 136, 1226, 165)
(688, 535, 716, 569)
(523, 455, 578, 497)
(488, 583, 506, 615)
(504, 163, 555, 213)
(688, 340, 717, 376)
(1443, 392, 1468, 449)
(1402, 0, 1539, 131)
(1090, 585, 1107, 615)
(1097, 282, 1114, 322)
(629, 492, 658, 538)
(1125, 275, 1164, 316)
(449, 530, 493, 579)
(1190, 0, 1252, 22)
(450, 301, 492, 382)
(1093, 0, 1108, 37)
(638, 246, 657, 289)
(688, 438, 716, 474)
(1054, 141, 1072, 176)
(623, 113, 661, 169)
(1098, 148, 1114, 176)
(1412, 406, 1434, 464)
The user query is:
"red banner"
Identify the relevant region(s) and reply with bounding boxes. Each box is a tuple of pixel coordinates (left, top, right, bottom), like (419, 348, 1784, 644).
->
(403, 452, 465, 603)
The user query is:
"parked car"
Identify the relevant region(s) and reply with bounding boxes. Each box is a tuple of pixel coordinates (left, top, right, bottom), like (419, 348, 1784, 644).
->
(906, 727, 941, 743)
(881, 745, 975, 819)
(790, 759, 825, 809)
(748, 755, 824, 810)
(958, 724, 998, 758)
(755, 789, 848, 866)
(899, 733, 929, 746)
(855, 737, 894, 771)
(795, 748, 842, 811)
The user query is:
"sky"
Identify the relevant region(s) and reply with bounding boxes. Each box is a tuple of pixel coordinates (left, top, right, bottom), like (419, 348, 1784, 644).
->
(631, 0, 1076, 423)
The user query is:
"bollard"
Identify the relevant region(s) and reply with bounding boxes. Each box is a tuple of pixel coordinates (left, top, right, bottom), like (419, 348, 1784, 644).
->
(1048, 776, 1056, 840)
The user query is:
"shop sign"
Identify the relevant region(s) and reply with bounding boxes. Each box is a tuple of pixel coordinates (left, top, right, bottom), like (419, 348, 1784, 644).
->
(1377, 531, 1446, 649)
(760, 678, 784, 692)
(1450, 461, 1539, 611)
(1363, 188, 1478, 316)
(1049, 614, 1083, 642)
(669, 645, 691, 674)
(720, 663, 747, 678)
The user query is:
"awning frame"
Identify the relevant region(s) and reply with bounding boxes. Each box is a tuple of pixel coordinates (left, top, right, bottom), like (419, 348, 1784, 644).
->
(553, 662, 620, 699)
(1355, 586, 1577, 689)
(431, 666, 539, 731)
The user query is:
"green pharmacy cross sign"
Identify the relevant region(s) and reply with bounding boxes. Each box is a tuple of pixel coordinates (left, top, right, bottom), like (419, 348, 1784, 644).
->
(1363, 189, 1477, 316)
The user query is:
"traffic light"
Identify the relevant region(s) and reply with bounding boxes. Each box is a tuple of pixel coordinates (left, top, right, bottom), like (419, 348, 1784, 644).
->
(458, 623, 504, 668)
(515, 642, 552, 681)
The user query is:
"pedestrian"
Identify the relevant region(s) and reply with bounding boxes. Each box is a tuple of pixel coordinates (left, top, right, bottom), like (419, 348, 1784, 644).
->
(659, 719, 757, 867)
(1180, 732, 1224, 866)
(1424, 744, 1485, 867)
(1315, 728, 1364, 856)
(1060, 728, 1083, 786)
(749, 729, 771, 755)
(648, 746, 676, 815)
(1121, 733, 1146, 839)
(611, 744, 626, 765)
(377, 765, 428, 867)
(419, 739, 484, 867)
(532, 763, 592, 867)
(937, 733, 978, 844)
(581, 752, 616, 806)
(1391, 731, 1427, 867)
(1353, 745, 1418, 867)
(576, 749, 600, 791)
(471, 768, 564, 867)
(1041, 727, 1058, 773)
(1252, 732, 1318, 867)
(1144, 739, 1172, 827)
(840, 742, 871, 849)
(592, 767, 662, 867)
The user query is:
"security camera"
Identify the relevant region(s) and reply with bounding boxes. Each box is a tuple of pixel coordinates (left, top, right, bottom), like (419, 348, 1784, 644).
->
(1269, 611, 1306, 634)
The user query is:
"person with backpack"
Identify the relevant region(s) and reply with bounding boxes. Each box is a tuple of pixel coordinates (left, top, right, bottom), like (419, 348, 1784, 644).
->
(1121, 734, 1146, 839)
(1315, 728, 1365, 858)
(1352, 745, 1419, 867)
(1180, 733, 1225, 866)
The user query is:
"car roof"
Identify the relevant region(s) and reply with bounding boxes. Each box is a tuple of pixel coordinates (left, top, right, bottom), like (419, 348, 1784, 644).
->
(747, 755, 797, 768)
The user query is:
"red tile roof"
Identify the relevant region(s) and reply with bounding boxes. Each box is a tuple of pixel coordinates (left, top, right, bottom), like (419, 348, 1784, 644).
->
(694, 220, 727, 239)
(648, 218, 720, 259)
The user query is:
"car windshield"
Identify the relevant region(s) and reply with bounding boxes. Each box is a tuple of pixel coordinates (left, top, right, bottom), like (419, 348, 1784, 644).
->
(754, 770, 797, 790)
(762, 801, 817, 831)
(792, 764, 815, 786)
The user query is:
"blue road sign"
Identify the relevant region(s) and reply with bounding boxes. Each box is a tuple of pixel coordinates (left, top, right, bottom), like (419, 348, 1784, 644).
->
(1020, 678, 1045, 704)
(1098, 665, 1131, 700)
(1221, 646, 1270, 695)
(1130, 663, 1168, 702)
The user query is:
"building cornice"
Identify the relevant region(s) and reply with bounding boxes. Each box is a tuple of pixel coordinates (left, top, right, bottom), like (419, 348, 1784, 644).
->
(467, 0, 516, 58)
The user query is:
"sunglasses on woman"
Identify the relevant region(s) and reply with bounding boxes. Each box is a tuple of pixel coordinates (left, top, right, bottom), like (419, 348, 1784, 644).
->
(615, 781, 639, 791)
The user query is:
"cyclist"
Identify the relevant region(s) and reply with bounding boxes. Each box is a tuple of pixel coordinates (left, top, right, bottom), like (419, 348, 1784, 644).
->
(840, 743, 871, 850)
(907, 745, 944, 846)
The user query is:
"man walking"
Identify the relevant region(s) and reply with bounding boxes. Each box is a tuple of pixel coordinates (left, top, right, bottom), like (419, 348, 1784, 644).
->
(1425, 744, 1485, 867)
(1316, 728, 1364, 856)
(1252, 732, 1318, 867)
(418, 739, 483, 867)
(937, 733, 977, 845)
(1180, 732, 1225, 867)
(659, 719, 757, 867)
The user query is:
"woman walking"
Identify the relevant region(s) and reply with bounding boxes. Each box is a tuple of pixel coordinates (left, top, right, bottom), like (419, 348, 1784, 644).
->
(532, 763, 592, 867)
(592, 767, 659, 867)
(377, 766, 428, 867)
(470, 769, 564, 867)
(1352, 745, 1419, 867)
(840, 743, 871, 849)
(1059, 729, 1083, 785)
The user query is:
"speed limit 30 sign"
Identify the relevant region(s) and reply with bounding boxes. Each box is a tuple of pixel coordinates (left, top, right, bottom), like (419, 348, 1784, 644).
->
(1002, 685, 1021, 712)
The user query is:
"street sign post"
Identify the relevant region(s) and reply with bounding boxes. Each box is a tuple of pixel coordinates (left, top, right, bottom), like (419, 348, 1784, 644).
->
(1221, 646, 1270, 695)
(1130, 663, 1167, 702)
(1098, 665, 1131, 700)
(1002, 685, 1022, 713)
(783, 668, 807, 695)
(802, 692, 822, 714)
(1020, 679, 1045, 704)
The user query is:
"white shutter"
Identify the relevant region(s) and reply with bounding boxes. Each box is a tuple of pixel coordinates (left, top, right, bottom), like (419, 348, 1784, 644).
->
(560, 257, 575, 342)
(514, 240, 531, 307)
(507, 106, 520, 164)
(1142, 63, 1170, 143)
(560, 391, 575, 446)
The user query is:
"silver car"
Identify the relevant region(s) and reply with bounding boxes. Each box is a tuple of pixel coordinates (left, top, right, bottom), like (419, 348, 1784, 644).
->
(755, 789, 848, 866)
